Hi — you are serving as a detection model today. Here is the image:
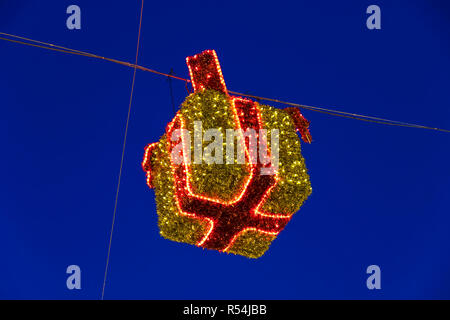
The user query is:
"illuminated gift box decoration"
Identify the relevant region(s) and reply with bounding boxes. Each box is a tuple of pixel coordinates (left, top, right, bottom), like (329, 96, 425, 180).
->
(142, 50, 312, 258)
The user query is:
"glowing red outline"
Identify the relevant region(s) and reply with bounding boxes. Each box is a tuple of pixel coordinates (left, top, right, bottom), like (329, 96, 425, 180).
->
(142, 142, 158, 188)
(167, 102, 290, 250)
(186, 50, 227, 94)
(144, 50, 296, 253)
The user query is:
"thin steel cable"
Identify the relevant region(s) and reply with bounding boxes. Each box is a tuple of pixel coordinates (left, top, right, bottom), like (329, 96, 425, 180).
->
(1, 31, 449, 133)
(101, 0, 145, 300)
(228, 91, 450, 133)
(0, 32, 187, 80)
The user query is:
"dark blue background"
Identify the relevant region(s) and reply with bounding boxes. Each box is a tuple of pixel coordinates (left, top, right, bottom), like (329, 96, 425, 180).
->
(1, 0, 449, 299)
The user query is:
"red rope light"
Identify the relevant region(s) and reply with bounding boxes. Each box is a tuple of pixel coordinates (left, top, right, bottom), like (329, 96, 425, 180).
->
(143, 50, 312, 257)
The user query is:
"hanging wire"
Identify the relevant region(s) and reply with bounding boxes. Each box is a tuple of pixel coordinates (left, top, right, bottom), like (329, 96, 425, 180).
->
(100, 0, 145, 300)
(1, 31, 449, 134)
(167, 69, 177, 115)
(0, 32, 187, 80)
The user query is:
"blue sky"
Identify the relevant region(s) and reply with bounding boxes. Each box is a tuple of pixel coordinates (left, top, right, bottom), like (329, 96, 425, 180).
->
(1, 0, 449, 299)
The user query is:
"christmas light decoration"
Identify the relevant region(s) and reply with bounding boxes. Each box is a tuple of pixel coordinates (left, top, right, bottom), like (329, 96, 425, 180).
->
(142, 50, 312, 258)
